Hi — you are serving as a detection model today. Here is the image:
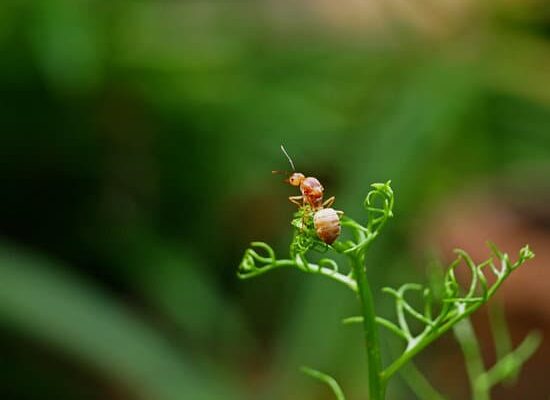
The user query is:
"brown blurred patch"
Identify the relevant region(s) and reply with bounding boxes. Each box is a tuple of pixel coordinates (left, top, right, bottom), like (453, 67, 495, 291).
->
(420, 180, 550, 399)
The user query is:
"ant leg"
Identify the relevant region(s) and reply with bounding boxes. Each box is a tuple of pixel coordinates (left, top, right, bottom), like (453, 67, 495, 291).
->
(288, 196, 310, 230)
(288, 196, 303, 207)
(322, 196, 335, 208)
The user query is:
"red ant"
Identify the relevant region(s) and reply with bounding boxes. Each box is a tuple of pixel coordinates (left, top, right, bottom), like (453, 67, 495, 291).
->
(273, 146, 341, 245)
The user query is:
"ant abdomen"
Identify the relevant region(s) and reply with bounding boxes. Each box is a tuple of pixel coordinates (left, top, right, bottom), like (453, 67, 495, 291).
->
(314, 208, 341, 245)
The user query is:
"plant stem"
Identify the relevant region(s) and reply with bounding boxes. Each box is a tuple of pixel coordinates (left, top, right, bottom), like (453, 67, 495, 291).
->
(453, 318, 490, 400)
(481, 332, 541, 389)
(352, 255, 385, 400)
(487, 304, 514, 376)
(381, 287, 502, 381)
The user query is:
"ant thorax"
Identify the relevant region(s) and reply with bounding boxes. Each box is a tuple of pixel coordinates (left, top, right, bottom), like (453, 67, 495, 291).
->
(300, 177, 324, 209)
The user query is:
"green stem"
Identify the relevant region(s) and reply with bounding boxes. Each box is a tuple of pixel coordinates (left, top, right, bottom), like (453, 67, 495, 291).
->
(481, 332, 541, 390)
(453, 318, 490, 400)
(352, 255, 385, 400)
(488, 304, 513, 370)
(381, 253, 522, 382)
(239, 258, 357, 292)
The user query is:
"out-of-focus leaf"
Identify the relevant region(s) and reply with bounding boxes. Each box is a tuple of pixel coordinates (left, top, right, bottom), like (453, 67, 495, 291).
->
(0, 243, 241, 400)
(128, 239, 255, 360)
(485, 33, 550, 107)
(29, 0, 103, 92)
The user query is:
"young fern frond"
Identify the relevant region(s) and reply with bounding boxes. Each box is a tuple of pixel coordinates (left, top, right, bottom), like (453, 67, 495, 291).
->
(237, 241, 358, 291)
(338, 181, 394, 256)
(380, 244, 535, 381)
(238, 182, 395, 291)
(237, 177, 537, 400)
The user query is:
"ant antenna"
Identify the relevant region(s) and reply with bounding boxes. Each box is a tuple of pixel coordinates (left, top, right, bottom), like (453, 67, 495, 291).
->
(280, 145, 296, 171)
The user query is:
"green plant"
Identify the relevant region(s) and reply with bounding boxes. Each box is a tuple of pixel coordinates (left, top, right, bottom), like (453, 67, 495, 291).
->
(237, 181, 539, 399)
(450, 306, 541, 400)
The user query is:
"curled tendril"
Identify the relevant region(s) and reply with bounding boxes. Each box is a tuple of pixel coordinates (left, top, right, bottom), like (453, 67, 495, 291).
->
(364, 181, 394, 231)
(237, 242, 278, 278)
(294, 253, 311, 272)
(237, 241, 357, 291)
(290, 233, 315, 256)
(319, 258, 339, 274)
(379, 243, 535, 381)
(338, 181, 395, 257)
(237, 182, 395, 290)
(237, 178, 536, 398)
(364, 181, 394, 211)
(295, 254, 343, 277)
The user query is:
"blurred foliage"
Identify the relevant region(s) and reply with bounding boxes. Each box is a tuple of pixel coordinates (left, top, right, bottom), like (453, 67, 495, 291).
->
(0, 0, 549, 399)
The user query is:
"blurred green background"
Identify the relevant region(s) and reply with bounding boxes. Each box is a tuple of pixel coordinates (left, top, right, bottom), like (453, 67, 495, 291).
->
(1, 0, 549, 399)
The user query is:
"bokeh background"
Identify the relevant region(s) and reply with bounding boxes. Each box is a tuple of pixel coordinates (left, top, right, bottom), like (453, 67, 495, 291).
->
(1, 0, 549, 399)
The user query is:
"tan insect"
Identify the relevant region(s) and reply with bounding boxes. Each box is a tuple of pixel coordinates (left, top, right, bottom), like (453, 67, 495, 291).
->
(274, 145, 342, 245)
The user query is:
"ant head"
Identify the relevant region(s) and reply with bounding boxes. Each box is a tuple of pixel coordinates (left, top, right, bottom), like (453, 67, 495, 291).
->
(274, 145, 304, 186)
(288, 172, 305, 187)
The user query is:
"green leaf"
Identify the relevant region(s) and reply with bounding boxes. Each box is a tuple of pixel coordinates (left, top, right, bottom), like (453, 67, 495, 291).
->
(0, 243, 241, 400)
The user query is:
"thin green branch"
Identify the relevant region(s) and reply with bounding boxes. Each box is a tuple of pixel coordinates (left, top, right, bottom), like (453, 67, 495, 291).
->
(237, 243, 357, 292)
(304, 262, 358, 291)
(342, 316, 408, 342)
(376, 317, 409, 341)
(488, 304, 514, 373)
(423, 288, 433, 322)
(454, 249, 479, 298)
(398, 284, 434, 326)
(381, 245, 535, 382)
(480, 332, 542, 391)
(295, 254, 358, 292)
(453, 318, 489, 400)
(381, 295, 486, 381)
(383, 287, 412, 340)
(341, 316, 363, 325)
(301, 366, 347, 400)
(237, 178, 537, 400)
(352, 255, 386, 400)
(237, 258, 295, 279)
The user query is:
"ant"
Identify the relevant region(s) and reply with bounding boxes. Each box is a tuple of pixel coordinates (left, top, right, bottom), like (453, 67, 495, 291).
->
(274, 145, 335, 210)
(273, 145, 341, 245)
